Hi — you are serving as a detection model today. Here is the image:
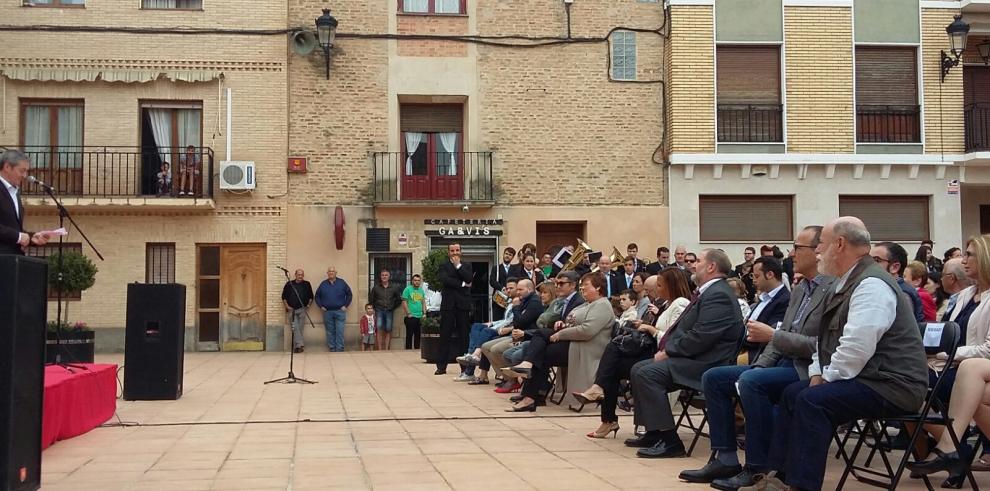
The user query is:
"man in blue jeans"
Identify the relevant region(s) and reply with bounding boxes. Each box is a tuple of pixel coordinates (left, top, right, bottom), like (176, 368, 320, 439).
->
(315, 266, 352, 352)
(679, 225, 833, 490)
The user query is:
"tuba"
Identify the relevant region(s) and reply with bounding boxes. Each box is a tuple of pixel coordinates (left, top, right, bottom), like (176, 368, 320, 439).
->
(561, 238, 592, 272)
(609, 246, 625, 265)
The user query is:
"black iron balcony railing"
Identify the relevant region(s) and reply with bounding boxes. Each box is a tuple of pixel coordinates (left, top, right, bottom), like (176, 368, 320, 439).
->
(717, 104, 784, 143)
(372, 151, 494, 203)
(965, 103, 990, 152)
(0, 146, 214, 199)
(856, 105, 921, 144)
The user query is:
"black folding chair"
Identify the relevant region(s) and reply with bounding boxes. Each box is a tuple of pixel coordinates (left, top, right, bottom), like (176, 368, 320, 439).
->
(836, 321, 978, 491)
(673, 386, 709, 457)
(548, 366, 567, 405)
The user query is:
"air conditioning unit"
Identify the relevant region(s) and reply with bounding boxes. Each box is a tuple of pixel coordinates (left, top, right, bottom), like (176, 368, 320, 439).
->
(219, 161, 256, 190)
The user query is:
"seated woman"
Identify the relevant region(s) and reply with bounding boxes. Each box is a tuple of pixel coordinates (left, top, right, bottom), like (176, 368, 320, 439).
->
(487, 281, 559, 387)
(502, 273, 613, 412)
(632, 272, 651, 319)
(571, 268, 693, 438)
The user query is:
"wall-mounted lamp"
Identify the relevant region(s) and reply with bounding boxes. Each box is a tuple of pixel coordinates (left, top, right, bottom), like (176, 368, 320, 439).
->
(941, 14, 970, 82)
(316, 8, 339, 80)
(978, 40, 990, 65)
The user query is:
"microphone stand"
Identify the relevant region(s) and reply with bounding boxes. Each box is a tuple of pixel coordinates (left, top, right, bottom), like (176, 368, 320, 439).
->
(40, 181, 104, 372)
(264, 267, 316, 384)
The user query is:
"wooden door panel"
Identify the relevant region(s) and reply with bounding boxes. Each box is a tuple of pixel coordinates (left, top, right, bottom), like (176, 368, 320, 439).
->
(220, 244, 266, 351)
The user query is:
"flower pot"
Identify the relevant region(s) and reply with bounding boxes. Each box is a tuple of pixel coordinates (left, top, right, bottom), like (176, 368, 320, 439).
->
(46, 330, 95, 364)
(419, 315, 457, 364)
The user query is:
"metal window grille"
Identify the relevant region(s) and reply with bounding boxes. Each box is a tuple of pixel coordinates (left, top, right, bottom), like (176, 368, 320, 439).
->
(146, 243, 177, 284)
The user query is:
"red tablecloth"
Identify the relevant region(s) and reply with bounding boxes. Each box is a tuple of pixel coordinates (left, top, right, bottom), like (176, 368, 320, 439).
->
(42, 364, 117, 450)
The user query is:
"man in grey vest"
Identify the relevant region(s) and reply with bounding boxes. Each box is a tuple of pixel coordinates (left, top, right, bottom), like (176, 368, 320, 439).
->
(742, 217, 927, 491)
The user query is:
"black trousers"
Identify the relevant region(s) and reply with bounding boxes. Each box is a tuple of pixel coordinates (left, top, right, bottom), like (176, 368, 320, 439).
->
(438, 309, 470, 371)
(521, 329, 570, 400)
(404, 316, 421, 350)
(595, 342, 654, 423)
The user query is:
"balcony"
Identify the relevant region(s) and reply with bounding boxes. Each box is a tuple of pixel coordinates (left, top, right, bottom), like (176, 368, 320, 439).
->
(856, 105, 921, 143)
(717, 104, 783, 143)
(372, 151, 494, 205)
(3, 146, 214, 208)
(966, 103, 990, 153)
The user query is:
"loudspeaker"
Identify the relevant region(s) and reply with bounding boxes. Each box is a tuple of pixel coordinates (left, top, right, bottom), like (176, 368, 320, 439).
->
(290, 30, 318, 55)
(123, 283, 186, 401)
(0, 255, 47, 491)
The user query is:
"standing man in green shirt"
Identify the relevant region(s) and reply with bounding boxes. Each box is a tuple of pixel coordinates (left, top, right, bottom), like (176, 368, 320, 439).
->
(402, 274, 427, 350)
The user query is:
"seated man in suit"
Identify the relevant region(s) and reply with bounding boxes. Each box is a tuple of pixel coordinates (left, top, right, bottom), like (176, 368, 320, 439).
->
(740, 256, 791, 363)
(742, 217, 928, 491)
(679, 226, 833, 489)
(626, 248, 745, 458)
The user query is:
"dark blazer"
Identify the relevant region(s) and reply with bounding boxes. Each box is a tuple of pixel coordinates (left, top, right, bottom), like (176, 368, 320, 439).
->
(754, 275, 834, 379)
(489, 261, 514, 290)
(438, 259, 474, 311)
(615, 272, 637, 293)
(603, 270, 624, 298)
(511, 291, 545, 331)
(742, 285, 791, 361)
(664, 278, 745, 390)
(560, 291, 587, 321)
(0, 181, 25, 256)
(516, 268, 545, 285)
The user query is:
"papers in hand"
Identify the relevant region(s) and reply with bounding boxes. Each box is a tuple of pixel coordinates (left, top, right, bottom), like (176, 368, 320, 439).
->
(923, 323, 944, 348)
(38, 228, 68, 238)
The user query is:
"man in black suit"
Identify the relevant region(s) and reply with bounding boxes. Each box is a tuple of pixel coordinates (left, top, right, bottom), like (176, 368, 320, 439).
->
(733, 246, 757, 303)
(0, 150, 47, 255)
(598, 256, 623, 298)
(626, 243, 648, 273)
(488, 246, 516, 321)
(646, 247, 671, 275)
(436, 243, 474, 375)
(741, 256, 791, 362)
(627, 248, 744, 458)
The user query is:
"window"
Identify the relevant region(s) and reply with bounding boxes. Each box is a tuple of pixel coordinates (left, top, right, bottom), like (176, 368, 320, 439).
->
(20, 99, 84, 194)
(716, 45, 782, 142)
(855, 46, 920, 143)
(399, 103, 464, 200)
(140, 102, 203, 196)
(146, 243, 176, 284)
(611, 31, 637, 81)
(26, 243, 83, 300)
(399, 0, 465, 14)
(24, 0, 84, 7)
(699, 196, 793, 242)
(142, 0, 202, 8)
(839, 196, 930, 241)
(368, 254, 411, 292)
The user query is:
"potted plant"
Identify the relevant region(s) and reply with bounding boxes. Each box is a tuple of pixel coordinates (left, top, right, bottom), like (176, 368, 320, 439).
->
(419, 248, 456, 364)
(46, 321, 95, 364)
(45, 249, 98, 364)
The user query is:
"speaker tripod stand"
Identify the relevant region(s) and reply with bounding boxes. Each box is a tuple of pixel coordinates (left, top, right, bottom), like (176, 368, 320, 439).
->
(265, 266, 316, 385)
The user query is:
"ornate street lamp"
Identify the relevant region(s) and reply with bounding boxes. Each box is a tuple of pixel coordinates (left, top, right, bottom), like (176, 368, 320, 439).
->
(978, 40, 990, 65)
(941, 14, 970, 82)
(316, 8, 339, 80)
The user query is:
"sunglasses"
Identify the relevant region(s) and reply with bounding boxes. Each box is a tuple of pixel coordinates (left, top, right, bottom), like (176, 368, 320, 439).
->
(685, 259, 697, 264)
(554, 280, 573, 286)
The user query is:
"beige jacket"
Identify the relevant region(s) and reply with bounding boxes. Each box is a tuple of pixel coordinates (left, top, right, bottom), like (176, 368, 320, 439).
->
(555, 296, 615, 405)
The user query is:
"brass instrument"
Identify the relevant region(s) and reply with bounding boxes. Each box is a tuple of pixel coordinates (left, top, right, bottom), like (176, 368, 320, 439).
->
(561, 238, 592, 272)
(492, 290, 509, 309)
(609, 246, 625, 265)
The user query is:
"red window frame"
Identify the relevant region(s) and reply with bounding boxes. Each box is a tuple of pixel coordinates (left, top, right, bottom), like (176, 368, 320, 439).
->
(397, 0, 467, 15)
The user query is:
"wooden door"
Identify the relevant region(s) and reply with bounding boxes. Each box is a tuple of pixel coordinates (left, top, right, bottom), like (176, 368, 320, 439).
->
(536, 222, 587, 258)
(220, 244, 266, 351)
(401, 132, 463, 200)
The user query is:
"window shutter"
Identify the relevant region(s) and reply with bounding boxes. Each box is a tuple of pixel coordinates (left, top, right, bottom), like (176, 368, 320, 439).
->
(699, 196, 792, 241)
(717, 46, 781, 105)
(400, 105, 463, 132)
(839, 196, 929, 241)
(855, 47, 917, 106)
(366, 228, 391, 252)
(965, 67, 990, 105)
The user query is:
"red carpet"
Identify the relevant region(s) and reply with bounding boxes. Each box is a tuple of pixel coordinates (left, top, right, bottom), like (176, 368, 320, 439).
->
(42, 364, 117, 450)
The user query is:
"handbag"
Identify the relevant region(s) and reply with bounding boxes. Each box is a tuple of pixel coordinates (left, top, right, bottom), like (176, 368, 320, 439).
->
(610, 323, 655, 357)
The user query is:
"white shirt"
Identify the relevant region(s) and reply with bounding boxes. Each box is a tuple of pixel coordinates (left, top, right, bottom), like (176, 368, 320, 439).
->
(697, 277, 723, 295)
(808, 269, 897, 382)
(0, 175, 18, 219)
(749, 283, 785, 322)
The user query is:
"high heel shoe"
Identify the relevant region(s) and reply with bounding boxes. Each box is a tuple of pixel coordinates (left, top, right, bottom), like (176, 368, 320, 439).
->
(907, 449, 961, 476)
(572, 390, 604, 405)
(504, 402, 537, 412)
(586, 422, 620, 439)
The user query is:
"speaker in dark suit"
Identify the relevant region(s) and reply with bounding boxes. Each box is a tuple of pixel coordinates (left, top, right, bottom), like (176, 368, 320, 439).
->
(123, 283, 186, 401)
(0, 151, 35, 256)
(0, 255, 47, 491)
(436, 245, 473, 373)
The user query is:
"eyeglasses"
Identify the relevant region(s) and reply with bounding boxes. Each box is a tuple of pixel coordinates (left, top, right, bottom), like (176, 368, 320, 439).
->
(554, 281, 573, 286)
(872, 256, 889, 264)
(793, 244, 816, 250)
(685, 259, 697, 264)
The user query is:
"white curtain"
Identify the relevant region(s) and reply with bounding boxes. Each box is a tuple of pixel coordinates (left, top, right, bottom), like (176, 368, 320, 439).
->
(177, 109, 201, 149)
(56, 106, 83, 169)
(403, 0, 428, 12)
(404, 132, 424, 175)
(437, 132, 457, 176)
(143, 0, 177, 7)
(23, 107, 50, 168)
(148, 109, 173, 166)
(435, 0, 460, 13)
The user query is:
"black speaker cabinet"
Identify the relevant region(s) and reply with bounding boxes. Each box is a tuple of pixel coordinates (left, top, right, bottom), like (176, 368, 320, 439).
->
(123, 283, 186, 401)
(0, 255, 48, 491)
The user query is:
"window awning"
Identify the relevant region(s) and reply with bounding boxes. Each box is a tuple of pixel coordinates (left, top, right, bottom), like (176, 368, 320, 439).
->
(0, 67, 223, 83)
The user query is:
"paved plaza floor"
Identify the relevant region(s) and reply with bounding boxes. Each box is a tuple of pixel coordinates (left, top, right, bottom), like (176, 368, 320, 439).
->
(39, 351, 973, 490)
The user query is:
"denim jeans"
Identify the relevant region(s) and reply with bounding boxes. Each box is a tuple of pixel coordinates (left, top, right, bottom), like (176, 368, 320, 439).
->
(323, 309, 347, 351)
(703, 363, 799, 471)
(375, 308, 394, 333)
(503, 341, 528, 366)
(468, 323, 500, 353)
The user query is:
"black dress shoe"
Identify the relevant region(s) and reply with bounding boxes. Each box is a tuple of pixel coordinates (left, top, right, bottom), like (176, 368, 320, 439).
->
(907, 449, 961, 476)
(711, 467, 760, 491)
(637, 441, 687, 459)
(678, 460, 742, 483)
(434, 369, 446, 375)
(624, 431, 661, 448)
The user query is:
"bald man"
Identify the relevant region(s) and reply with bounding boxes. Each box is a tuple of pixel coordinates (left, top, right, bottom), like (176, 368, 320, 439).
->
(747, 217, 927, 491)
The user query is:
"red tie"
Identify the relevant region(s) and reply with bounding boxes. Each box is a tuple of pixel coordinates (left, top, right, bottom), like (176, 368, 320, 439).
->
(657, 290, 701, 352)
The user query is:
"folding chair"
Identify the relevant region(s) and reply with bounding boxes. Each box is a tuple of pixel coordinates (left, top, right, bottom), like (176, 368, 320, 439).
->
(836, 321, 978, 491)
(673, 386, 709, 457)
(548, 366, 567, 405)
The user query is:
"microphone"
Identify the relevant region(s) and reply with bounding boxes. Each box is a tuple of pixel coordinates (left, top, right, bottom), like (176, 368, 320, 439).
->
(276, 266, 289, 273)
(27, 175, 53, 191)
